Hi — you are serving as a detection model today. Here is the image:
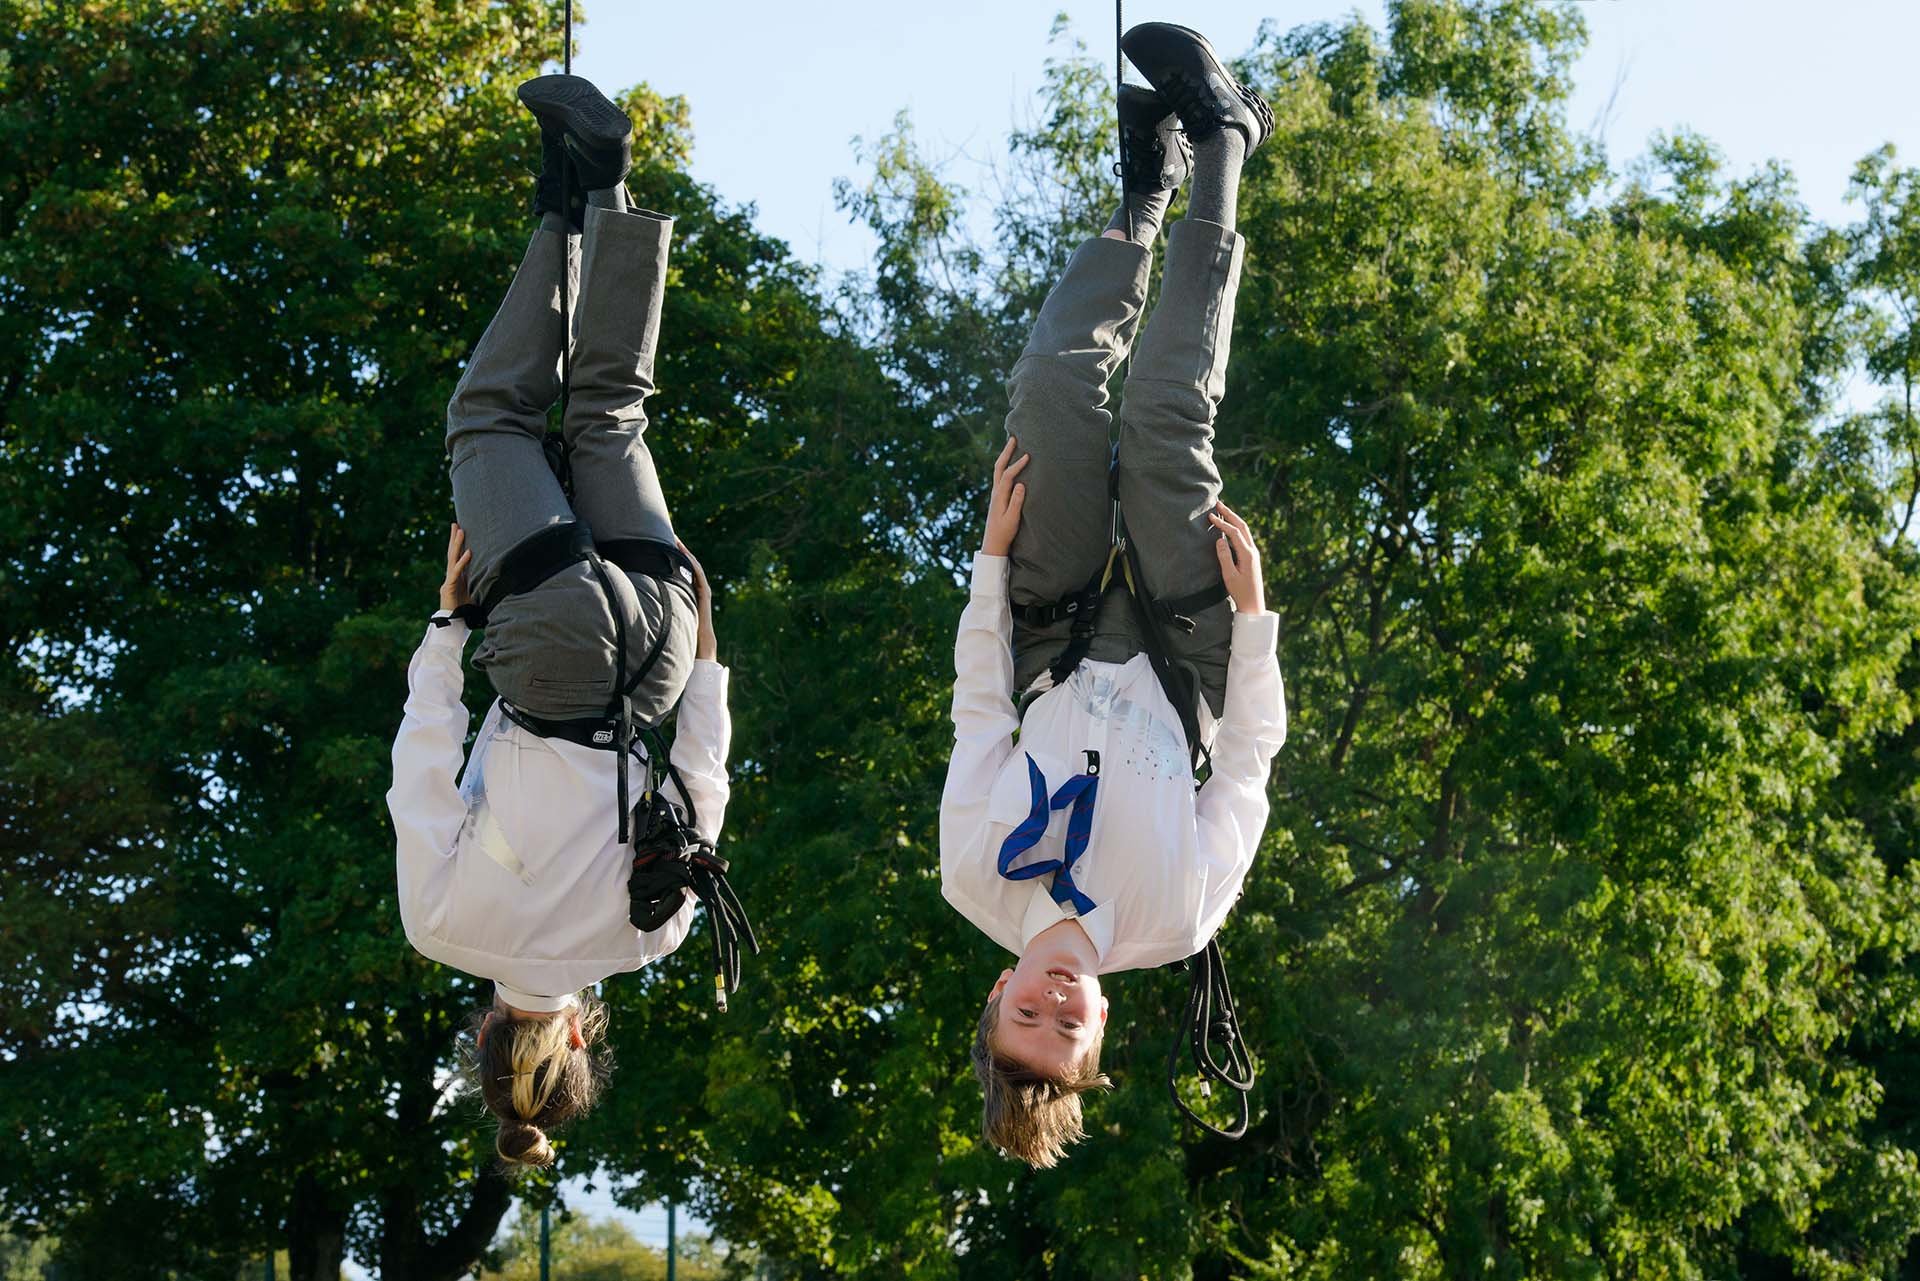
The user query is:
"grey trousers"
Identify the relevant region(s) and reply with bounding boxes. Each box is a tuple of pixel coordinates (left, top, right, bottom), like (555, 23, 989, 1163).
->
(1006, 218, 1246, 717)
(446, 205, 696, 723)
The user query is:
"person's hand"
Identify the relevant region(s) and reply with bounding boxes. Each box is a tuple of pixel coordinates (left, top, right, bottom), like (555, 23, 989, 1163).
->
(676, 540, 717, 661)
(1208, 501, 1265, 614)
(983, 436, 1030, 557)
(440, 523, 472, 613)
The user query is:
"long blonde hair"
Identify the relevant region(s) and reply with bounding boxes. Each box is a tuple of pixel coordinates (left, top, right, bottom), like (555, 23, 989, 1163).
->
(462, 993, 612, 1168)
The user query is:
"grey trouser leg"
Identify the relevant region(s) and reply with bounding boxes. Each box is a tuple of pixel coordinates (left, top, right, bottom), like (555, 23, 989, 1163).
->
(445, 223, 575, 596)
(1114, 218, 1246, 717)
(1005, 235, 1153, 694)
(443, 213, 693, 722)
(559, 204, 695, 724)
(563, 205, 676, 548)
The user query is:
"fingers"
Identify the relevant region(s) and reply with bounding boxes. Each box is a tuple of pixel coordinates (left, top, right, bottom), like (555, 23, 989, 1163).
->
(1004, 453, 1030, 483)
(1212, 501, 1251, 538)
(674, 538, 713, 600)
(993, 436, 1015, 486)
(454, 549, 472, 574)
(1208, 510, 1254, 560)
(1006, 481, 1026, 518)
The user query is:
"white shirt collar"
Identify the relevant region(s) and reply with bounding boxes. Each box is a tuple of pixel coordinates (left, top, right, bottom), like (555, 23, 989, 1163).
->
(1017, 886, 1114, 965)
(494, 982, 578, 1013)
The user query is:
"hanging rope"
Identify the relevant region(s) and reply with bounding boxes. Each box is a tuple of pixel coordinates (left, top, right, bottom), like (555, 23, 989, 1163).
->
(555, 0, 575, 458)
(1115, 0, 1130, 236)
(1166, 938, 1255, 1139)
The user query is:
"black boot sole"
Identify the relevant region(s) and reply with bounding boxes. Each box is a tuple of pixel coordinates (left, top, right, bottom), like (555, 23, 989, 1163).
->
(1122, 23, 1274, 151)
(517, 74, 632, 188)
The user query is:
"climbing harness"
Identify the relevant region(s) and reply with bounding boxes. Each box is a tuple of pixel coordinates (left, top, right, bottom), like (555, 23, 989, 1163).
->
(451, 529, 755, 1009)
(1007, 452, 1227, 775)
(452, 523, 694, 841)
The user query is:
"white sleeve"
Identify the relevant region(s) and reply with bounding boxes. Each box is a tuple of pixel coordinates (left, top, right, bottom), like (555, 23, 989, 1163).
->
(939, 553, 1020, 875)
(1191, 610, 1287, 947)
(665, 660, 731, 843)
(387, 617, 473, 936)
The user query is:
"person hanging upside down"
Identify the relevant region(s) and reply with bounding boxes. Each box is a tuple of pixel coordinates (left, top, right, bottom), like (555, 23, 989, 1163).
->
(387, 75, 730, 1169)
(940, 24, 1289, 1169)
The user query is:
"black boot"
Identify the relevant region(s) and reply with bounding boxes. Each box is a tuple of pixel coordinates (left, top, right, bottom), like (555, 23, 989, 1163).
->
(1118, 84, 1191, 195)
(518, 74, 633, 230)
(1120, 23, 1273, 153)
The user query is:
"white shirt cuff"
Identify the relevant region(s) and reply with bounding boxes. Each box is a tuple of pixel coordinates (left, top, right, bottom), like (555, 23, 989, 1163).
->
(1229, 609, 1279, 655)
(425, 612, 470, 648)
(687, 658, 729, 689)
(970, 553, 1009, 597)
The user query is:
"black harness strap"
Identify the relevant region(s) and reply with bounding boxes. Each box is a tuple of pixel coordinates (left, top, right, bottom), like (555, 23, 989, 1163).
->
(450, 520, 594, 630)
(625, 729, 762, 1011)
(1154, 578, 1230, 633)
(596, 537, 698, 596)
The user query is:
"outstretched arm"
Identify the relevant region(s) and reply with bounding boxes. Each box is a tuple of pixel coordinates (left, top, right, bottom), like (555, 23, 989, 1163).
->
(388, 525, 477, 937)
(940, 440, 1029, 851)
(1193, 503, 1287, 944)
(665, 543, 731, 843)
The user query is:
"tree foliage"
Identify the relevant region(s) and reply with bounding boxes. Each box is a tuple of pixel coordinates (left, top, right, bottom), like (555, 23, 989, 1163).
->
(5, 0, 1920, 1278)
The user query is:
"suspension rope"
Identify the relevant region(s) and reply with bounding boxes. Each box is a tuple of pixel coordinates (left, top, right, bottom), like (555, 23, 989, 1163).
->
(1115, 0, 1130, 236)
(556, 0, 574, 447)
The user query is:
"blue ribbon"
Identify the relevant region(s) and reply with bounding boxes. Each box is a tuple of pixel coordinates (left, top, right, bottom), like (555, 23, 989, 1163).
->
(996, 753, 1098, 915)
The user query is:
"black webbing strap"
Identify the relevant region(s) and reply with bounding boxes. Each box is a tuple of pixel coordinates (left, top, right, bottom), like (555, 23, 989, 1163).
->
(1117, 534, 1213, 779)
(625, 727, 762, 1012)
(451, 520, 594, 630)
(1011, 544, 1121, 688)
(1166, 936, 1254, 1139)
(1155, 579, 1230, 634)
(597, 538, 697, 596)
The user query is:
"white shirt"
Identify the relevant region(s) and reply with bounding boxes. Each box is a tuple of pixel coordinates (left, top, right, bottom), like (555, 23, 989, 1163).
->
(940, 553, 1286, 974)
(387, 616, 732, 1009)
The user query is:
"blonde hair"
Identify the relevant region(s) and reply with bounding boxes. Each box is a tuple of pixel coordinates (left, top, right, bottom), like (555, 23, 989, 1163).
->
(462, 992, 612, 1169)
(970, 993, 1112, 1169)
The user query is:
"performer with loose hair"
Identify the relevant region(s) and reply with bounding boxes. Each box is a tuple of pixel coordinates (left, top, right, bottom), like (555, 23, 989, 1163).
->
(941, 24, 1288, 1169)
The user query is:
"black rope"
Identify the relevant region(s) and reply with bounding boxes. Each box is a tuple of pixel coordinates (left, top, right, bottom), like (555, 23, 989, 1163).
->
(554, 0, 574, 481)
(1166, 938, 1255, 1139)
(1116, 0, 1129, 237)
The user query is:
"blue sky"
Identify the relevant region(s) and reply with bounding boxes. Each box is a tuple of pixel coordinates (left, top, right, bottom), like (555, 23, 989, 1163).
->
(558, 0, 1919, 274)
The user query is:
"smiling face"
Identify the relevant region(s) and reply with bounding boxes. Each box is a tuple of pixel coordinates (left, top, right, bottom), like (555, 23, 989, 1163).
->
(986, 947, 1108, 1080)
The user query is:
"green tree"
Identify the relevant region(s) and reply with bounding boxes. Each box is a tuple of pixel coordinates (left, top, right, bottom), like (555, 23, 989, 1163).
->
(677, 4, 1920, 1277)
(0, 0, 914, 1277)
(11, 0, 1920, 1278)
(477, 1205, 731, 1281)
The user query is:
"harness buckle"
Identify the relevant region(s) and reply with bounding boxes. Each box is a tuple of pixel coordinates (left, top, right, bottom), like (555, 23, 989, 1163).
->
(1083, 749, 1101, 777)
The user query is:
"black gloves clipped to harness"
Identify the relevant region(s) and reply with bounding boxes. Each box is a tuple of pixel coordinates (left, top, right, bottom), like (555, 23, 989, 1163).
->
(627, 786, 760, 1011)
